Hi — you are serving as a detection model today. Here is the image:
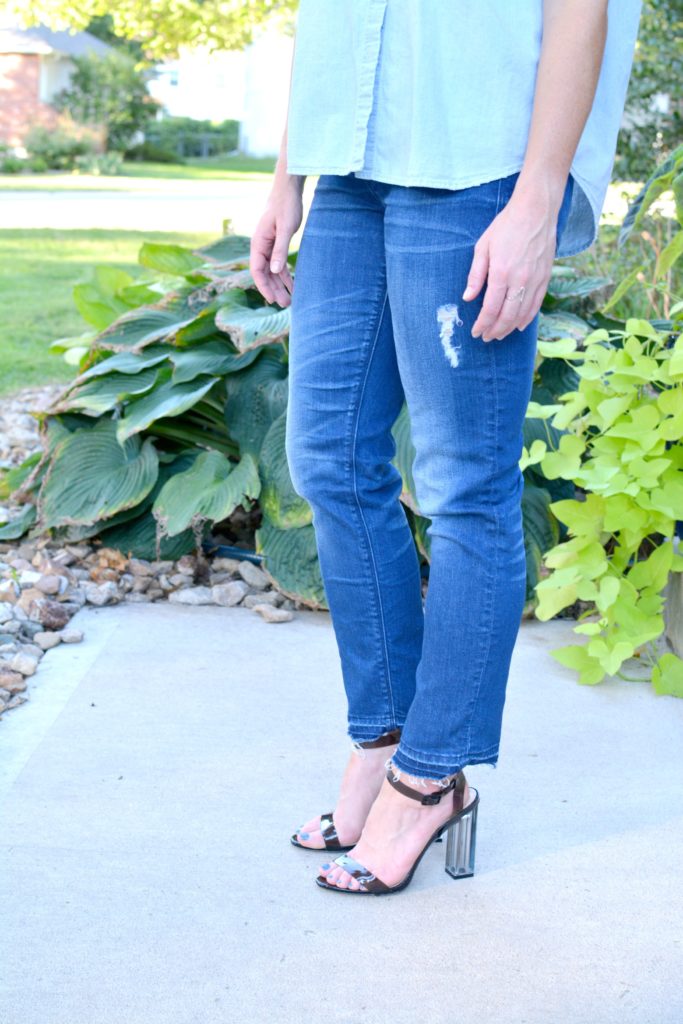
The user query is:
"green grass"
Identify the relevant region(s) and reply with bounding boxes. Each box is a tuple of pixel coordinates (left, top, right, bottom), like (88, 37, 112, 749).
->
(0, 154, 278, 191)
(0, 228, 213, 398)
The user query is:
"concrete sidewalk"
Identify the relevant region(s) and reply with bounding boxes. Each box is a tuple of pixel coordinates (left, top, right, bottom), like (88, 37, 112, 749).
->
(1, 602, 681, 1024)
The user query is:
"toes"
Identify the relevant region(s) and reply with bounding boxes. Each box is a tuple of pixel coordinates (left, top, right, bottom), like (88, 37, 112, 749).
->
(297, 829, 324, 849)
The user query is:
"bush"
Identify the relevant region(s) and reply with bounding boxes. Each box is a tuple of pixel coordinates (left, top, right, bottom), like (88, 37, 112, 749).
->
(25, 121, 98, 171)
(138, 117, 239, 161)
(73, 151, 125, 176)
(1, 156, 24, 174)
(124, 140, 183, 164)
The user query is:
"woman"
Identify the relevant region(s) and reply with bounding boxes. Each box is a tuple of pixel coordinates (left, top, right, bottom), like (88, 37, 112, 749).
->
(249, 0, 642, 896)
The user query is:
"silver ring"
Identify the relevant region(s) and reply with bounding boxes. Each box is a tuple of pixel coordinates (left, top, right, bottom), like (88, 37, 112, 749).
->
(505, 285, 526, 304)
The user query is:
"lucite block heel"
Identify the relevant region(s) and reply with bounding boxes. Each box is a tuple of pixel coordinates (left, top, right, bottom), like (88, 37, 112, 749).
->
(444, 790, 478, 879)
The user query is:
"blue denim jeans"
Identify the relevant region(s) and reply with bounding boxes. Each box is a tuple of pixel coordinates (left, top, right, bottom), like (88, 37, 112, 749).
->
(286, 169, 574, 780)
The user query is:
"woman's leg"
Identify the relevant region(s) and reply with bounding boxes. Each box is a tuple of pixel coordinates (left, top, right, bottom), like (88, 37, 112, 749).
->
(320, 171, 541, 889)
(285, 173, 424, 843)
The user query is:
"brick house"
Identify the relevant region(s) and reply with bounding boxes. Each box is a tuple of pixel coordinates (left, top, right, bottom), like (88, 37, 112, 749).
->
(0, 19, 111, 152)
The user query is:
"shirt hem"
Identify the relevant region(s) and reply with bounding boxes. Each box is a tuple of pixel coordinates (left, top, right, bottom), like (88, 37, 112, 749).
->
(285, 161, 527, 190)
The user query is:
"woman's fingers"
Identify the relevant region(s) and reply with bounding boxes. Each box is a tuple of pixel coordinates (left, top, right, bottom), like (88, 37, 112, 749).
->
(250, 184, 303, 308)
(463, 236, 490, 302)
(471, 272, 509, 340)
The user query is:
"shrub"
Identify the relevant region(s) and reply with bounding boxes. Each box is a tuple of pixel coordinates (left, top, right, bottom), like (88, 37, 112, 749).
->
(25, 121, 98, 171)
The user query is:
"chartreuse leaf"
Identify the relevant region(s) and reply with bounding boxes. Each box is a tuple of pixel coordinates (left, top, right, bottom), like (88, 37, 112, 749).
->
(550, 643, 605, 685)
(536, 336, 578, 358)
(153, 451, 261, 538)
(627, 542, 674, 591)
(519, 438, 547, 471)
(541, 433, 586, 478)
(652, 654, 683, 698)
(534, 582, 579, 621)
(549, 494, 605, 538)
(38, 418, 159, 529)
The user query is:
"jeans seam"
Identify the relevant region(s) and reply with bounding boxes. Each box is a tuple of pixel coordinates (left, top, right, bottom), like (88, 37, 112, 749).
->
(463, 343, 500, 754)
(348, 288, 397, 726)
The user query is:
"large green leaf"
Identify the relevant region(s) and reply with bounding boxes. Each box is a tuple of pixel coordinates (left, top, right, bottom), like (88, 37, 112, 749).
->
(74, 346, 171, 383)
(116, 375, 219, 442)
(38, 417, 159, 529)
(258, 411, 312, 529)
(390, 402, 420, 514)
(99, 509, 201, 561)
(62, 368, 160, 414)
(153, 450, 261, 538)
(169, 338, 261, 384)
(224, 350, 288, 456)
(95, 298, 199, 353)
(255, 516, 327, 609)
(194, 235, 252, 265)
(0, 503, 37, 540)
(215, 304, 290, 353)
(522, 482, 560, 599)
(139, 242, 205, 277)
(538, 311, 591, 343)
(72, 266, 135, 329)
(546, 274, 612, 302)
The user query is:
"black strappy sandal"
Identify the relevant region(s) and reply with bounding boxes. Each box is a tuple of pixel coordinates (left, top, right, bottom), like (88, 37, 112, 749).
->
(314, 767, 479, 894)
(290, 728, 402, 853)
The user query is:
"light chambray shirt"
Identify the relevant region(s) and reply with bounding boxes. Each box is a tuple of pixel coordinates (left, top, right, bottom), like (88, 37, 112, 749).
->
(285, 0, 643, 258)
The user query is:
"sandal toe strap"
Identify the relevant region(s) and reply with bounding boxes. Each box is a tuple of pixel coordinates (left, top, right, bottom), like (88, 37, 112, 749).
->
(332, 854, 391, 894)
(319, 812, 342, 850)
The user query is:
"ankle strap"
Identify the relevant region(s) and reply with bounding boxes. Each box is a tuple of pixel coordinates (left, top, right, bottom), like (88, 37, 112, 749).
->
(356, 728, 402, 750)
(386, 769, 466, 806)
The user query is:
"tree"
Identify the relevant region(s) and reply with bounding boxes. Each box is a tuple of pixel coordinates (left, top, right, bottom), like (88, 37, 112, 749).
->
(53, 51, 159, 152)
(615, 0, 682, 179)
(2, 1, 298, 59)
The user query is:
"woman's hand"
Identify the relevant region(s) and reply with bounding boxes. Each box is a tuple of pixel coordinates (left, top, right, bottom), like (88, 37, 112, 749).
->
(462, 179, 562, 342)
(250, 175, 305, 308)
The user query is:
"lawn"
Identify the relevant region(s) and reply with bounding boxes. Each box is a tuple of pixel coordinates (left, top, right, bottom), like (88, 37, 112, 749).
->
(0, 154, 278, 192)
(0, 228, 213, 398)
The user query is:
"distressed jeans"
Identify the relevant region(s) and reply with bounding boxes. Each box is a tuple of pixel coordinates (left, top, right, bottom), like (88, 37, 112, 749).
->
(286, 170, 574, 779)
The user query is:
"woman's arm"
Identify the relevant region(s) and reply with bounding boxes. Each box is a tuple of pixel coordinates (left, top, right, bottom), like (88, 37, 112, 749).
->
(464, 0, 609, 341)
(250, 34, 306, 307)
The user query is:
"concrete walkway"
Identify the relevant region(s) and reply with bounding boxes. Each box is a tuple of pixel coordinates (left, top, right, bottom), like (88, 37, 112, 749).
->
(1, 602, 681, 1024)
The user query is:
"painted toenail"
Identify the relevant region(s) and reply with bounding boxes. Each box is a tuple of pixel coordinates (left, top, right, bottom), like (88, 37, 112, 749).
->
(321, 863, 330, 870)
(299, 832, 309, 839)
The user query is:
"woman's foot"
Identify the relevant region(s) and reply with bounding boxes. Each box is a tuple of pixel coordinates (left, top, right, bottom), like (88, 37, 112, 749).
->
(318, 773, 472, 890)
(293, 740, 398, 850)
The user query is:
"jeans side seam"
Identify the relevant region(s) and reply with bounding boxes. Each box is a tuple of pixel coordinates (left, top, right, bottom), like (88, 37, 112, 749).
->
(348, 288, 397, 726)
(463, 340, 501, 754)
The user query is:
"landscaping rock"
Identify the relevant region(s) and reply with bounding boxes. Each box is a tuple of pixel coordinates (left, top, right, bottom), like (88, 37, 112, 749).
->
(251, 603, 294, 623)
(31, 599, 70, 631)
(83, 582, 119, 606)
(168, 586, 214, 605)
(238, 561, 269, 590)
(34, 631, 62, 651)
(211, 581, 249, 607)
(60, 628, 84, 644)
(0, 671, 27, 694)
(11, 651, 40, 676)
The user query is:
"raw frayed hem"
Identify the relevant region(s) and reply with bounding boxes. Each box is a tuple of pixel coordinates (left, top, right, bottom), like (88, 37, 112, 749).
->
(386, 750, 500, 785)
(350, 727, 402, 760)
(384, 757, 463, 789)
